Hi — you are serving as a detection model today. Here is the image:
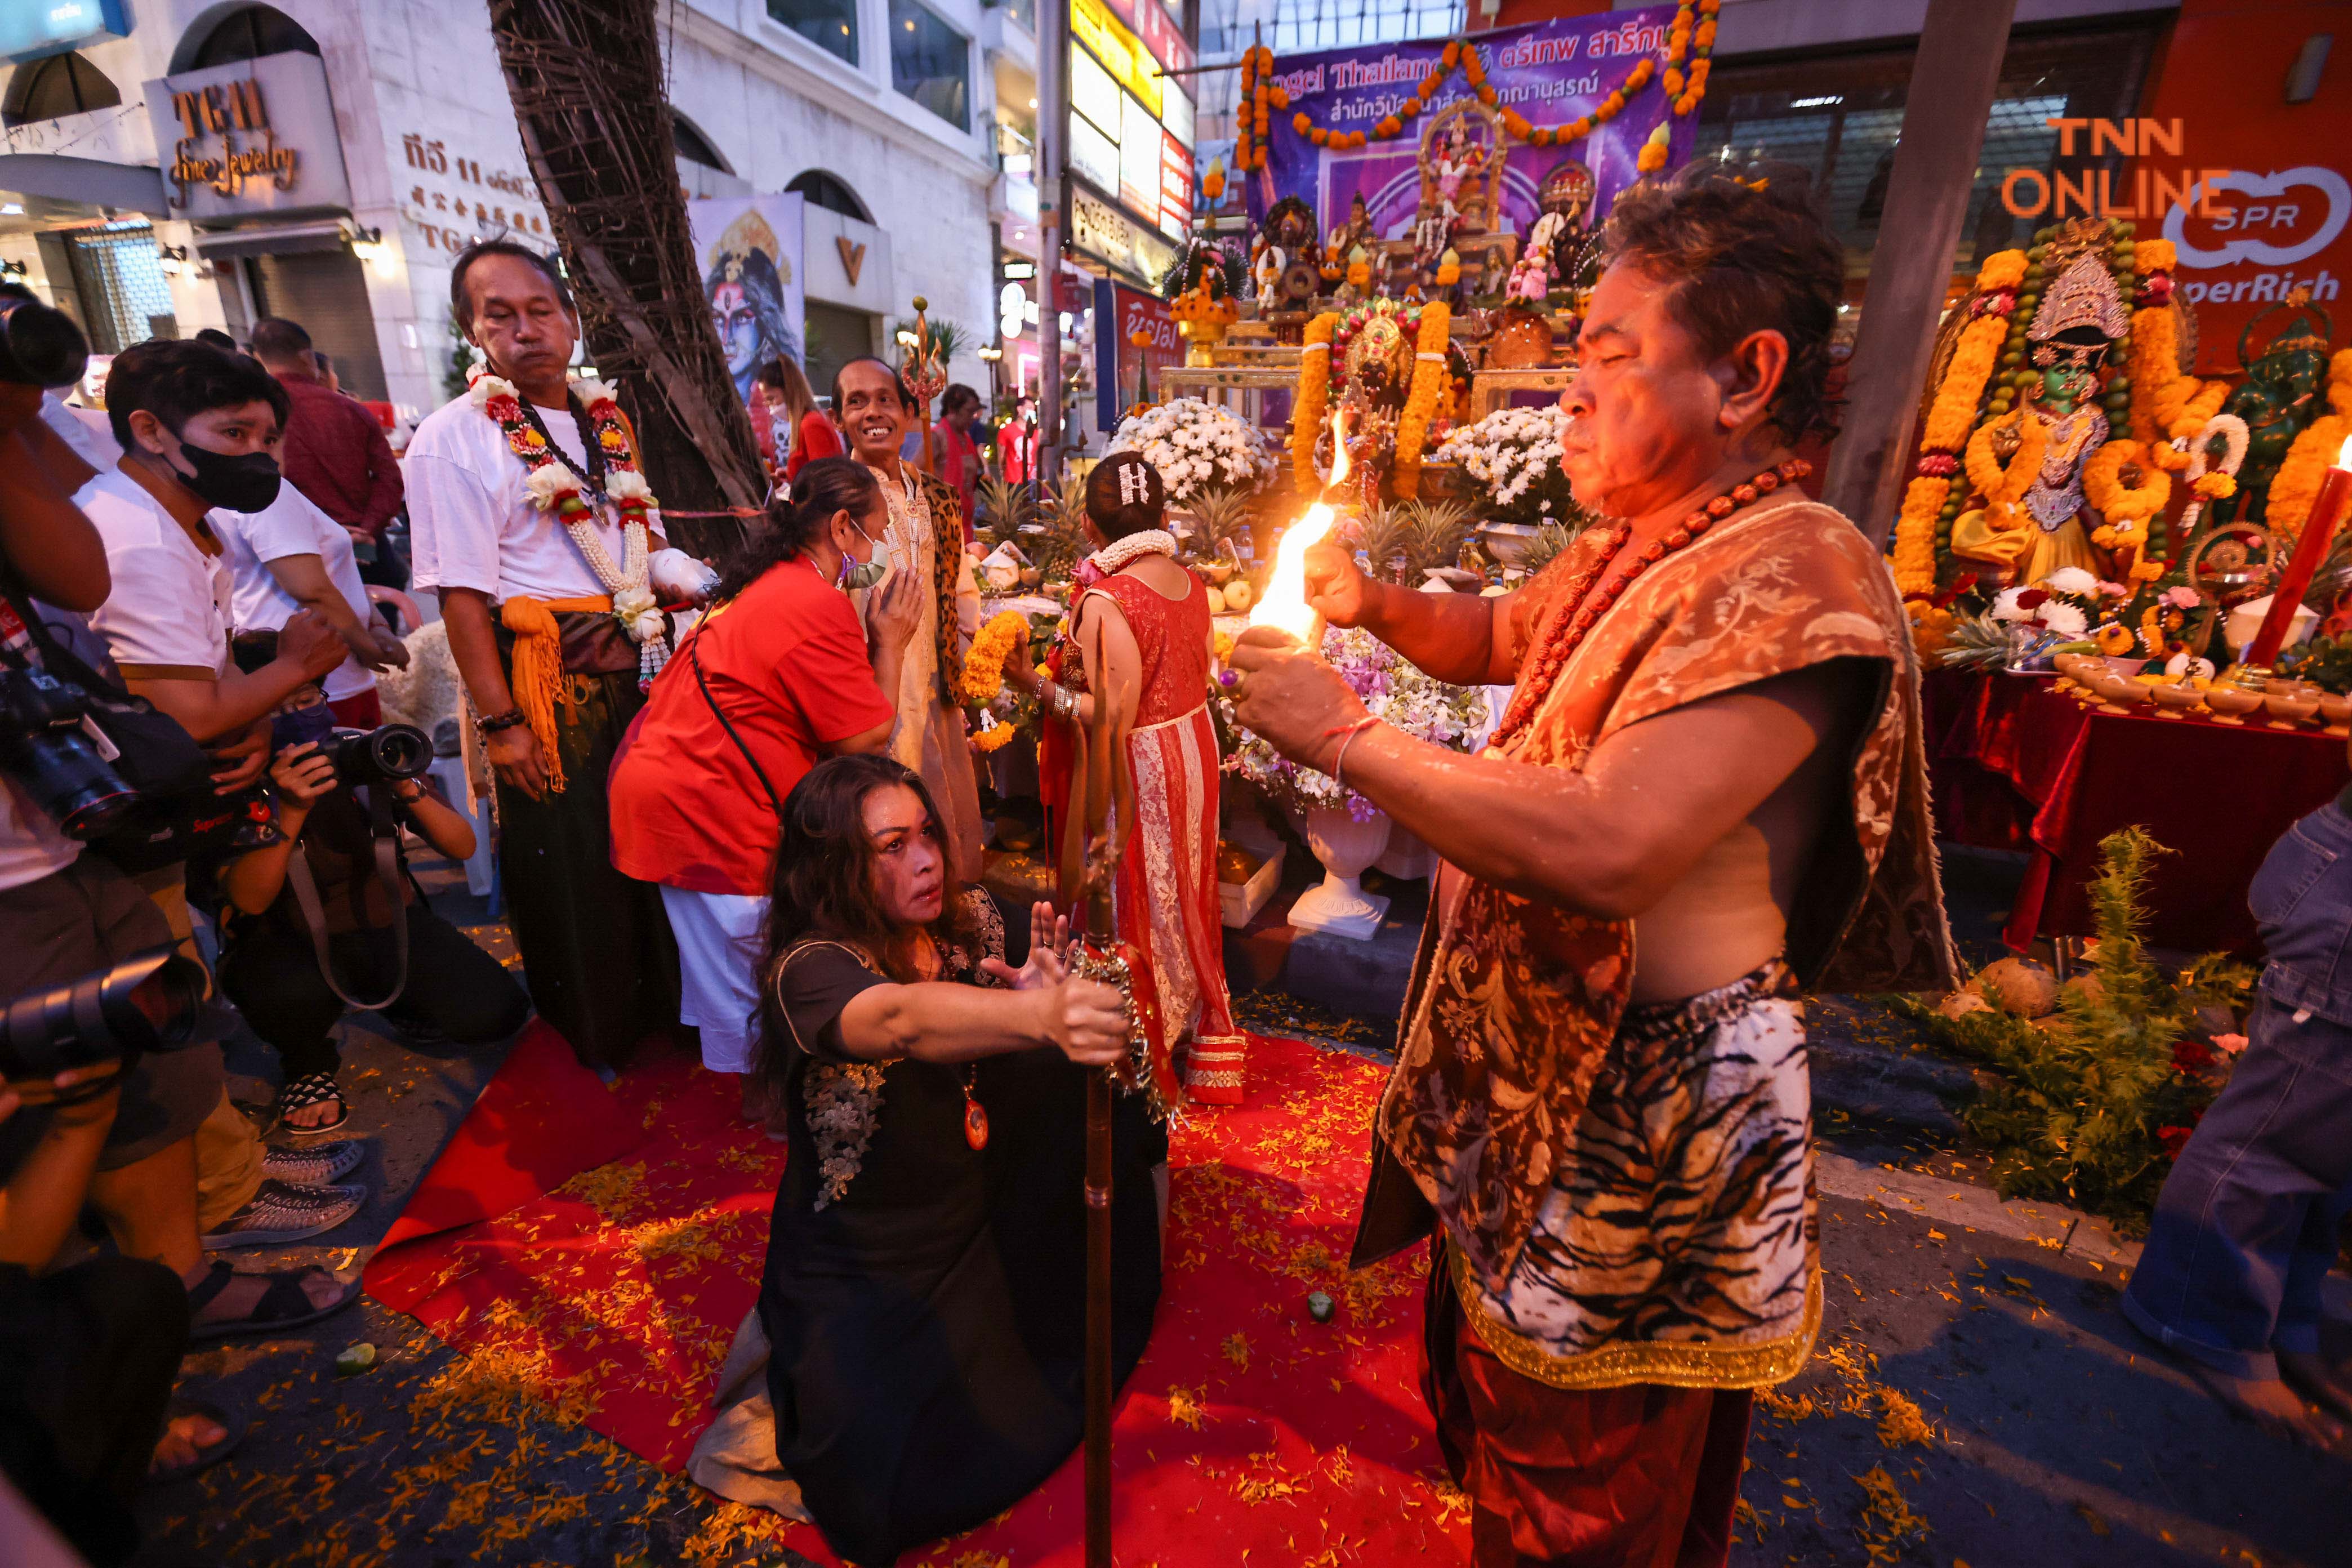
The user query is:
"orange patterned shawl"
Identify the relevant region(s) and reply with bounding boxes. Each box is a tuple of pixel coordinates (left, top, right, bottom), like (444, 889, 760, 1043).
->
(1373, 494, 1961, 1295)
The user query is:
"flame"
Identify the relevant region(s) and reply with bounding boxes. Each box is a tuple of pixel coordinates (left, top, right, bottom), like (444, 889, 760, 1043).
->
(2340, 431, 2352, 469)
(1248, 408, 1349, 645)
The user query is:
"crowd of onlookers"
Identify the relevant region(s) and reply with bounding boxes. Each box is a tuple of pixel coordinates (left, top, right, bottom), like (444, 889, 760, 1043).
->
(0, 268, 1052, 1562)
(0, 295, 529, 1565)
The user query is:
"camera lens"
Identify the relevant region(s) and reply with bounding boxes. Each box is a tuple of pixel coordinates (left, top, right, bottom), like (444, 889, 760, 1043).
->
(329, 723, 431, 785)
(2, 727, 141, 839)
(0, 948, 207, 1079)
(0, 299, 91, 389)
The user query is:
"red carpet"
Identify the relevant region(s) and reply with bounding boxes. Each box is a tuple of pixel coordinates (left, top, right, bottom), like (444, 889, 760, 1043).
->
(364, 1028, 1472, 1564)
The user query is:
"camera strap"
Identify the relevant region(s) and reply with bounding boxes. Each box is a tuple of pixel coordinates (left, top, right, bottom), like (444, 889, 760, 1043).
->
(280, 785, 410, 1011)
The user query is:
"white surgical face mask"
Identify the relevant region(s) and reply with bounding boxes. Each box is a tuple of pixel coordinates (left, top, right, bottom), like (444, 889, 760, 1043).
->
(836, 514, 888, 591)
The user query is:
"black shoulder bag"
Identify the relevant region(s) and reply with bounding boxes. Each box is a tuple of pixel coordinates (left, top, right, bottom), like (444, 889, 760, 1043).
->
(278, 785, 411, 1010)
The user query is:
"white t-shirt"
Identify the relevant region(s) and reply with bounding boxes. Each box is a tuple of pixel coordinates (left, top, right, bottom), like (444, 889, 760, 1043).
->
(75, 468, 233, 680)
(404, 391, 659, 603)
(41, 388, 121, 471)
(212, 485, 378, 702)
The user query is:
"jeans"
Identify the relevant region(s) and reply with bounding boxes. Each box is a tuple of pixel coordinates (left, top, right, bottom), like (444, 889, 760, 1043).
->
(2121, 801, 2352, 1380)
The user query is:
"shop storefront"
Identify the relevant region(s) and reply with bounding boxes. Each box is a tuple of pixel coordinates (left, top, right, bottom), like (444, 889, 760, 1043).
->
(3, 0, 1003, 424)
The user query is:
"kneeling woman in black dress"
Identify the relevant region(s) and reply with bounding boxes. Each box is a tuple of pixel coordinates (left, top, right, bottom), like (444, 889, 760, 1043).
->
(753, 753, 1165, 1564)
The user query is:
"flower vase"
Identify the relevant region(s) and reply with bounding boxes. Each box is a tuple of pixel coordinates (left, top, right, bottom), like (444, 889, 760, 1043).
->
(1375, 824, 1438, 881)
(1288, 807, 1392, 941)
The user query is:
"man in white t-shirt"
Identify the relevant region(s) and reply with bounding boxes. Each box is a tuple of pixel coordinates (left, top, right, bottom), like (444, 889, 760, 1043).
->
(212, 483, 408, 728)
(404, 239, 679, 1070)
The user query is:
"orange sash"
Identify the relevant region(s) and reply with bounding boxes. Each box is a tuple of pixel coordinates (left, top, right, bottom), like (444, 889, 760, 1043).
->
(500, 595, 611, 793)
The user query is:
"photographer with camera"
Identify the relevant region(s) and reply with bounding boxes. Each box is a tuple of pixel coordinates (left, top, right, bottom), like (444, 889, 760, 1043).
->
(218, 734, 527, 1133)
(0, 298, 350, 1566)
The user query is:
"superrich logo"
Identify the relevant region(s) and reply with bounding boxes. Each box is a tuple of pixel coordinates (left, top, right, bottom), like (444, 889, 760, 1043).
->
(1999, 120, 2345, 309)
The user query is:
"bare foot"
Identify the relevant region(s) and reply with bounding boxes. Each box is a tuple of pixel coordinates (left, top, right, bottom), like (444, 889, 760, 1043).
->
(2189, 1362, 2347, 1449)
(284, 1093, 342, 1131)
(149, 1410, 226, 1475)
(185, 1266, 348, 1329)
(2279, 1349, 2352, 1423)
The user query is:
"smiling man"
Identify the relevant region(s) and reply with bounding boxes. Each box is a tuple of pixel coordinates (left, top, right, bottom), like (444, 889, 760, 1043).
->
(835, 357, 984, 882)
(1230, 167, 1959, 1565)
(403, 240, 679, 1071)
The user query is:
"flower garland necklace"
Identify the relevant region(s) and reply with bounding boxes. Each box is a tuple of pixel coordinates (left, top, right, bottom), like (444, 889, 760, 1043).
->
(1488, 459, 1809, 756)
(1083, 529, 1179, 580)
(469, 367, 670, 685)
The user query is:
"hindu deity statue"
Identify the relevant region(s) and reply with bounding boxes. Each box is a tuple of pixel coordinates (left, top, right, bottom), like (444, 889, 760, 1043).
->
(1950, 240, 2133, 586)
(2210, 289, 2334, 525)
(1536, 160, 1599, 289)
(1255, 197, 1321, 315)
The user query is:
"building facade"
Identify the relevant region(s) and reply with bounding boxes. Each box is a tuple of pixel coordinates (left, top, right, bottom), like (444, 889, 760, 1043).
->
(1, 0, 1000, 422)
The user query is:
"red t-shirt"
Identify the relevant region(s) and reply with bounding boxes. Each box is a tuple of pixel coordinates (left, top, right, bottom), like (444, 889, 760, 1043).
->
(785, 408, 846, 482)
(609, 556, 893, 895)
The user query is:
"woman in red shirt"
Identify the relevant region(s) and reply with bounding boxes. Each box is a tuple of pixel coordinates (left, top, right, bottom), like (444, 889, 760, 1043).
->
(609, 458, 921, 1095)
(780, 358, 846, 484)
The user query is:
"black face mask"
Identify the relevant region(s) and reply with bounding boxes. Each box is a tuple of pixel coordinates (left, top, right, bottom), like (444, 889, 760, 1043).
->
(175, 442, 283, 514)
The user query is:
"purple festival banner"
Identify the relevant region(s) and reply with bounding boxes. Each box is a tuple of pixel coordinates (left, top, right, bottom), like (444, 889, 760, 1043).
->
(1249, 7, 1694, 248)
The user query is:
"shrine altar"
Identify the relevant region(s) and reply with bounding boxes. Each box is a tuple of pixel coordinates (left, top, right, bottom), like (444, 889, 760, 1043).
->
(1923, 669, 2349, 956)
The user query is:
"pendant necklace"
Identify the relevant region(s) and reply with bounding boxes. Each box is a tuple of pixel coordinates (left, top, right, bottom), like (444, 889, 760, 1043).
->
(960, 1066, 989, 1150)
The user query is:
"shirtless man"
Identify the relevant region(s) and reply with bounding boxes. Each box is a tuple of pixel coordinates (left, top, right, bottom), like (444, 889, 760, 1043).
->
(1230, 167, 1956, 1566)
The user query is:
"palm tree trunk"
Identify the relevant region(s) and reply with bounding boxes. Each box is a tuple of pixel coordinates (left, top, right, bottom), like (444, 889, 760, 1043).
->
(485, 0, 767, 559)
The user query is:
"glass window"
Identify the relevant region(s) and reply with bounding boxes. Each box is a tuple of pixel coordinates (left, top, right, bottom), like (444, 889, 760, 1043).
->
(184, 5, 321, 68)
(789, 170, 872, 221)
(1694, 24, 2157, 281)
(769, 0, 858, 65)
(64, 223, 175, 355)
(891, 0, 971, 132)
(2, 52, 122, 127)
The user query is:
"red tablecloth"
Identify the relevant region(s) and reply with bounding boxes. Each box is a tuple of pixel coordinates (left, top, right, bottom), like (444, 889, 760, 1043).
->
(1924, 669, 2350, 955)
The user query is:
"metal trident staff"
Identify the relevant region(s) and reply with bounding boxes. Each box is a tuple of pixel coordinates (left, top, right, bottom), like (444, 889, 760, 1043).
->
(1057, 613, 1139, 1568)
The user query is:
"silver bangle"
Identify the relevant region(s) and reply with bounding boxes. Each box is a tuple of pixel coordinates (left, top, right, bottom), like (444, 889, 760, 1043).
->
(1332, 720, 1379, 793)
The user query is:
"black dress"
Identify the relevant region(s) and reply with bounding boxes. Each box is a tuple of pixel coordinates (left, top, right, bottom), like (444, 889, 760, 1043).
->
(757, 899, 1165, 1565)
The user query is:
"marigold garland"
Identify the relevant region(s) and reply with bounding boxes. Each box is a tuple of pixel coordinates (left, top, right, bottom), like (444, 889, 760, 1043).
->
(1391, 303, 1451, 501)
(958, 610, 1030, 706)
(1890, 248, 2028, 591)
(1964, 409, 2048, 509)
(1283, 5, 1712, 157)
(2084, 439, 2171, 526)
(1891, 477, 1948, 595)
(1925, 317, 2010, 452)
(2265, 350, 2352, 542)
(1293, 312, 1337, 496)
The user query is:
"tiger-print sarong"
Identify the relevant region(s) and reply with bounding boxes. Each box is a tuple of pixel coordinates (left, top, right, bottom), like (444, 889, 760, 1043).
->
(1455, 961, 1820, 1389)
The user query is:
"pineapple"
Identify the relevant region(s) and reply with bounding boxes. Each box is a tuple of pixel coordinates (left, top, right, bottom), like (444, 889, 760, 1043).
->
(975, 475, 1036, 552)
(1028, 475, 1092, 583)
(1183, 487, 1255, 580)
(1513, 521, 1583, 579)
(1349, 501, 1414, 585)
(1402, 497, 1475, 581)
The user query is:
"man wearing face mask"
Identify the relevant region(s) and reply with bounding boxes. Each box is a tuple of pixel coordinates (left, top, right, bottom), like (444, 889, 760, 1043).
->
(835, 357, 986, 884)
(608, 458, 921, 1106)
(78, 341, 349, 746)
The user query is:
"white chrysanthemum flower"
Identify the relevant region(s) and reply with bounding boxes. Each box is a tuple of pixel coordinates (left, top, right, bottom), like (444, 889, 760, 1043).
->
(571, 376, 617, 408)
(469, 374, 517, 407)
(605, 469, 654, 503)
(524, 464, 584, 509)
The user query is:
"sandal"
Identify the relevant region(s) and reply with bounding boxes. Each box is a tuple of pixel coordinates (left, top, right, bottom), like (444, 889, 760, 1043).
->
(275, 1071, 349, 1136)
(184, 1259, 362, 1343)
(146, 1391, 246, 1486)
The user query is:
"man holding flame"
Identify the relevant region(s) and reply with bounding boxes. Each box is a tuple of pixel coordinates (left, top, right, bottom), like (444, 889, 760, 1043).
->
(1228, 166, 1958, 1565)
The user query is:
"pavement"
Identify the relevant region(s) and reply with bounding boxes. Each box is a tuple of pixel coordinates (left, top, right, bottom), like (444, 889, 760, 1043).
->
(123, 847, 2352, 1567)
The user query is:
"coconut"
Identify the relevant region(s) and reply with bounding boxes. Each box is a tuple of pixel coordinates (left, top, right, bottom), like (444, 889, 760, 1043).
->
(1222, 578, 1254, 613)
(1976, 957, 2060, 1017)
(1936, 987, 1993, 1021)
(1204, 584, 1228, 614)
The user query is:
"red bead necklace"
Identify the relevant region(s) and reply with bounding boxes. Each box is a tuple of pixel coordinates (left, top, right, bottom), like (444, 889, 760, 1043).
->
(1486, 458, 1811, 756)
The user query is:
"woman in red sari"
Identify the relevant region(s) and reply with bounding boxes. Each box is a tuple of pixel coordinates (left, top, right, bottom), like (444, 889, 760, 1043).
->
(1010, 453, 1247, 1106)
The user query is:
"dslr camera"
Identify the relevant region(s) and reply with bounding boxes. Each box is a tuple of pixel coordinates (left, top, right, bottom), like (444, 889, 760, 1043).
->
(327, 723, 432, 787)
(0, 664, 141, 839)
(0, 948, 207, 1080)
